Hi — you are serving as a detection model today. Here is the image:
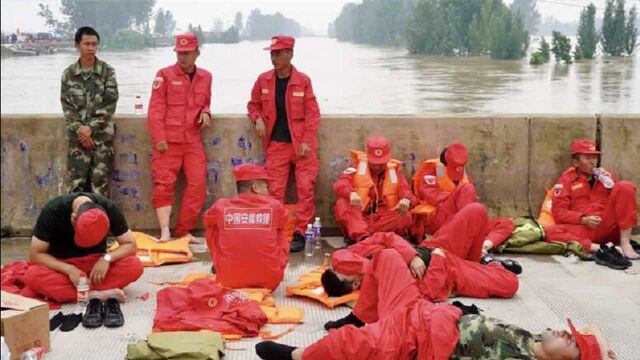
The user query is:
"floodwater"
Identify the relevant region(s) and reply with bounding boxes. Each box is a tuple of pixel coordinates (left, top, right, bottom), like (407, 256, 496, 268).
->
(1, 37, 638, 114)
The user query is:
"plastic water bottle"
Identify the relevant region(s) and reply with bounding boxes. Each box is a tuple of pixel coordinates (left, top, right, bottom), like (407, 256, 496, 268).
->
(1, 336, 10, 360)
(313, 217, 322, 250)
(304, 224, 315, 258)
(593, 167, 614, 189)
(19, 347, 44, 360)
(134, 95, 143, 115)
(76, 273, 90, 307)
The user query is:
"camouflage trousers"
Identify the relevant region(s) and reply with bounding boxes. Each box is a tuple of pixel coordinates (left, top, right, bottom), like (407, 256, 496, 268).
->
(67, 141, 114, 196)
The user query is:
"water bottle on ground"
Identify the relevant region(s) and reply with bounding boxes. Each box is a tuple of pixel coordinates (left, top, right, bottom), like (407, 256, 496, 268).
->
(593, 167, 614, 189)
(19, 347, 45, 360)
(76, 273, 90, 307)
(313, 217, 322, 250)
(1, 336, 10, 360)
(134, 95, 144, 115)
(304, 224, 315, 258)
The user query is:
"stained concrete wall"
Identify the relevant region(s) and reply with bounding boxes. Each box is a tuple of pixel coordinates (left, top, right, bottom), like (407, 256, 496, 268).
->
(1, 114, 639, 236)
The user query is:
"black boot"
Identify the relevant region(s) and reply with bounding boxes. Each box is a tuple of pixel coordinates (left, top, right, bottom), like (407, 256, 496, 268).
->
(103, 298, 125, 328)
(451, 301, 482, 315)
(480, 254, 523, 275)
(324, 312, 365, 330)
(255, 341, 296, 360)
(290, 231, 305, 253)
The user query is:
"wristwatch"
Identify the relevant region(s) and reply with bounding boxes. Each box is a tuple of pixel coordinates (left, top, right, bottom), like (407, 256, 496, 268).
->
(103, 253, 112, 263)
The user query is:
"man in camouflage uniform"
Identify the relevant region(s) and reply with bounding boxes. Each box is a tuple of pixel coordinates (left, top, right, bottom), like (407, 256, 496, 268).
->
(61, 26, 118, 196)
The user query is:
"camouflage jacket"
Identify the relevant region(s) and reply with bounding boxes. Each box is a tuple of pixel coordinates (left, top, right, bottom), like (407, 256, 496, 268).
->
(451, 315, 539, 359)
(60, 57, 118, 145)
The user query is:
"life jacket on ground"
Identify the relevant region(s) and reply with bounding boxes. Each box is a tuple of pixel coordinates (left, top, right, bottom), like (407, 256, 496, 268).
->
(109, 232, 193, 267)
(285, 265, 359, 308)
(349, 149, 403, 211)
(412, 158, 470, 215)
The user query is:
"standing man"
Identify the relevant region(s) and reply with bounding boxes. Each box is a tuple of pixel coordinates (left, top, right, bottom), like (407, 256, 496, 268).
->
(333, 135, 415, 243)
(23, 192, 143, 327)
(247, 35, 321, 252)
(544, 139, 638, 262)
(148, 33, 212, 241)
(203, 164, 289, 290)
(61, 26, 118, 196)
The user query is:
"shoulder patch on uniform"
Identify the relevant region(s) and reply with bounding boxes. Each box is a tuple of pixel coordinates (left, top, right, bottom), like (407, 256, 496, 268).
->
(553, 184, 563, 197)
(424, 175, 436, 185)
(152, 76, 163, 89)
(343, 167, 356, 175)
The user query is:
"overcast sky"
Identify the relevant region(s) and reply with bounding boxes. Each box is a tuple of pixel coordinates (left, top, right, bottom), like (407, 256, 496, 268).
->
(1, 0, 636, 35)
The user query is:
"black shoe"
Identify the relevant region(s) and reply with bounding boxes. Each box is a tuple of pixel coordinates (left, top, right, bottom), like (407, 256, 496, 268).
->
(255, 341, 296, 360)
(290, 231, 305, 253)
(451, 301, 482, 315)
(595, 245, 632, 270)
(60, 313, 83, 332)
(324, 312, 365, 330)
(103, 298, 125, 328)
(82, 299, 104, 328)
(480, 254, 523, 275)
(49, 312, 65, 331)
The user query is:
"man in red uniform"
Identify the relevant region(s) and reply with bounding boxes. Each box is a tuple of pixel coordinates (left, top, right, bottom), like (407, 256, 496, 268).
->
(247, 35, 321, 252)
(333, 135, 416, 243)
(148, 33, 212, 241)
(411, 142, 514, 252)
(202, 164, 289, 290)
(544, 139, 639, 265)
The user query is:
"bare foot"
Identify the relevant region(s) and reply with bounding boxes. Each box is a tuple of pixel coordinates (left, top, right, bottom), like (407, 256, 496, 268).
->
(187, 233, 204, 244)
(158, 228, 171, 242)
(89, 288, 127, 303)
(619, 244, 640, 260)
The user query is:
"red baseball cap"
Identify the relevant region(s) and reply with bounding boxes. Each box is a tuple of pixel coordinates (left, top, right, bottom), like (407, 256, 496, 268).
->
(567, 319, 602, 360)
(444, 142, 468, 181)
(264, 35, 295, 51)
(74, 208, 110, 248)
(174, 33, 199, 52)
(331, 250, 369, 276)
(571, 140, 600, 155)
(188, 278, 228, 313)
(366, 135, 392, 165)
(233, 163, 271, 182)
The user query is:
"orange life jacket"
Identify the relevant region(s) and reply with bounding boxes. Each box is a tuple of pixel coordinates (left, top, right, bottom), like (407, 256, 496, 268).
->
(349, 149, 403, 211)
(110, 232, 193, 267)
(411, 158, 470, 215)
(538, 187, 556, 227)
(285, 265, 359, 308)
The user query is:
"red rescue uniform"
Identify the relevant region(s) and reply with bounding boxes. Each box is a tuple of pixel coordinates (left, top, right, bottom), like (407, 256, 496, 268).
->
(247, 66, 320, 234)
(203, 193, 289, 290)
(147, 64, 212, 237)
(544, 167, 638, 250)
(333, 165, 416, 242)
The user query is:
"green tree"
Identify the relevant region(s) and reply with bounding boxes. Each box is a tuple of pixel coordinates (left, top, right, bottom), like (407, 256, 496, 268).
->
(468, 0, 500, 55)
(551, 30, 572, 63)
(234, 12, 244, 36)
(624, 6, 638, 54)
(577, 3, 598, 59)
(245, 9, 302, 40)
(489, 5, 529, 59)
(333, 0, 415, 46)
(154, 8, 176, 37)
(602, 0, 627, 56)
(510, 0, 541, 34)
(529, 37, 550, 64)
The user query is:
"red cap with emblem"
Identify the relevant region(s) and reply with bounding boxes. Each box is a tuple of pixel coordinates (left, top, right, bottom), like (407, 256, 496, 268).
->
(331, 249, 369, 275)
(233, 163, 272, 182)
(571, 139, 600, 155)
(366, 135, 392, 165)
(74, 208, 110, 248)
(567, 319, 602, 360)
(263, 35, 295, 51)
(444, 142, 468, 181)
(174, 33, 199, 52)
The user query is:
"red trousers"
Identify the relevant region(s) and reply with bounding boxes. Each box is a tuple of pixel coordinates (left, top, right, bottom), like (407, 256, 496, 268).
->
(151, 142, 206, 236)
(334, 198, 413, 242)
(545, 181, 638, 250)
(23, 254, 143, 303)
(265, 142, 319, 233)
(413, 183, 478, 239)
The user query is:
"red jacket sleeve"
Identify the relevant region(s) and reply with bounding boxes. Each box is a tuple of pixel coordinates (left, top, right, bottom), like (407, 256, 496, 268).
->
(551, 176, 584, 225)
(333, 171, 356, 199)
(276, 203, 290, 271)
(202, 73, 212, 115)
(418, 165, 450, 205)
(485, 217, 515, 247)
(247, 77, 263, 122)
(202, 202, 219, 250)
(398, 173, 417, 206)
(348, 232, 418, 264)
(147, 70, 168, 144)
(302, 77, 321, 145)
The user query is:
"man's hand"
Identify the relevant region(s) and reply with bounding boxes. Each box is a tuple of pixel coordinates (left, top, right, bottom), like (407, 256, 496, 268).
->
(66, 265, 84, 286)
(255, 118, 266, 138)
(581, 215, 602, 229)
(90, 258, 110, 285)
(77, 126, 92, 142)
(80, 137, 96, 150)
(155, 141, 168, 153)
(432, 248, 446, 258)
(198, 112, 211, 129)
(482, 239, 494, 256)
(409, 255, 426, 279)
(298, 142, 311, 157)
(349, 192, 362, 208)
(392, 198, 411, 215)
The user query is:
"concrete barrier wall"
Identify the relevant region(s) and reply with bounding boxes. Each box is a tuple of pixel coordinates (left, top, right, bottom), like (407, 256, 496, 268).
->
(2, 114, 639, 236)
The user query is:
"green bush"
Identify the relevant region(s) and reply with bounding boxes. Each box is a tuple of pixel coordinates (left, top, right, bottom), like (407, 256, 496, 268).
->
(105, 29, 146, 50)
